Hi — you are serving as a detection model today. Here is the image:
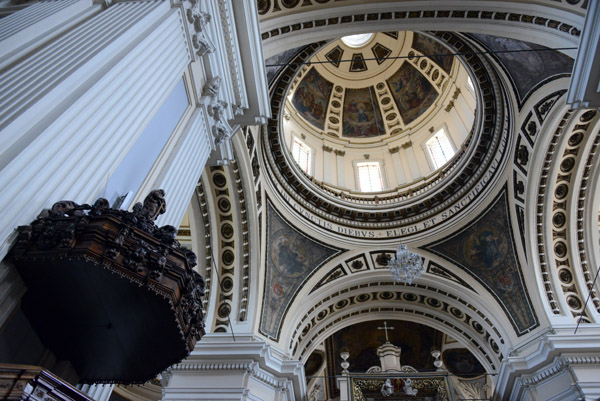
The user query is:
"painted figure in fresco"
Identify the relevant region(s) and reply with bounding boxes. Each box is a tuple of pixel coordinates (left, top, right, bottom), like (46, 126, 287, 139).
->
(469, 228, 506, 268)
(357, 103, 369, 122)
(472, 229, 503, 267)
(271, 233, 309, 278)
(291, 68, 333, 129)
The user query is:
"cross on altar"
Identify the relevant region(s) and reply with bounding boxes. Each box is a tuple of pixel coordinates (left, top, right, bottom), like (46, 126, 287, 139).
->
(377, 321, 395, 343)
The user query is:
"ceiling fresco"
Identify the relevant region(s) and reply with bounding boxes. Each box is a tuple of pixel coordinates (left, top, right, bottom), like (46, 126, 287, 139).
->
(471, 34, 573, 105)
(291, 66, 333, 130)
(342, 87, 385, 138)
(423, 188, 539, 336)
(387, 62, 439, 125)
(265, 44, 306, 83)
(260, 201, 343, 340)
(412, 33, 454, 75)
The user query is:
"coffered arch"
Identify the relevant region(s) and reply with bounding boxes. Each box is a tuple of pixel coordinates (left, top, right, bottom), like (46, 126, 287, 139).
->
(281, 269, 509, 375)
(258, 1, 585, 59)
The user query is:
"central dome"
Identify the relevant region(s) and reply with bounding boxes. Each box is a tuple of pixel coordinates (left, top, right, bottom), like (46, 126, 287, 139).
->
(283, 31, 476, 193)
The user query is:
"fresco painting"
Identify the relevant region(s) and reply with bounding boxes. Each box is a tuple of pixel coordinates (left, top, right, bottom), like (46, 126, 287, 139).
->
(412, 33, 454, 74)
(342, 87, 385, 138)
(291, 67, 333, 130)
(265, 45, 305, 83)
(260, 202, 341, 339)
(387, 62, 439, 125)
(471, 34, 573, 103)
(423, 189, 538, 335)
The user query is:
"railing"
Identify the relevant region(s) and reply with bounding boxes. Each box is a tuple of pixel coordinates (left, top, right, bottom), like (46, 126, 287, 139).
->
(304, 142, 470, 208)
(0, 364, 92, 401)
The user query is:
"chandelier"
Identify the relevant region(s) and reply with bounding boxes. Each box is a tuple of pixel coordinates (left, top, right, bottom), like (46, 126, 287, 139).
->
(388, 243, 424, 284)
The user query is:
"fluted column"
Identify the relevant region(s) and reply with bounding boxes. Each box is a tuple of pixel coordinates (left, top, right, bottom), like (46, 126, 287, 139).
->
(0, 0, 99, 69)
(0, 0, 192, 259)
(154, 109, 212, 227)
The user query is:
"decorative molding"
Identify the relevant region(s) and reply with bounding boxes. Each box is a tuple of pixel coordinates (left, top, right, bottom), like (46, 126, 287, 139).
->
(262, 31, 509, 237)
(259, 8, 582, 43)
(290, 281, 504, 370)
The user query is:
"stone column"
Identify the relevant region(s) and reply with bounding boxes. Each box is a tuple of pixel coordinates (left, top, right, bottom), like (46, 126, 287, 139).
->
(0, 0, 191, 259)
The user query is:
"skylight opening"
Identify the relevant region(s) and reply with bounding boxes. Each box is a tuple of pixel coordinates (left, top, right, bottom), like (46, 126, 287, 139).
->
(357, 161, 383, 192)
(341, 33, 374, 48)
(426, 128, 456, 169)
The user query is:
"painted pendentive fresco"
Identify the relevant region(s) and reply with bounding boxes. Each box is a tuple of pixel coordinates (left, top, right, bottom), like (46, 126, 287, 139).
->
(342, 87, 385, 138)
(423, 189, 538, 335)
(260, 202, 341, 340)
(291, 67, 333, 130)
(412, 33, 453, 74)
(387, 62, 439, 125)
(471, 34, 573, 104)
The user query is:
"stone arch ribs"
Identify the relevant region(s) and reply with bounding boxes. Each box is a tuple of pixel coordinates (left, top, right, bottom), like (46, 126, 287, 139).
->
(534, 107, 600, 322)
(199, 164, 251, 332)
(257, 1, 584, 59)
(283, 277, 507, 375)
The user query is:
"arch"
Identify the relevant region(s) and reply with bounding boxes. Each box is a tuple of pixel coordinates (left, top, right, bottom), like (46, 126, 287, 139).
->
(259, 1, 584, 59)
(280, 269, 512, 374)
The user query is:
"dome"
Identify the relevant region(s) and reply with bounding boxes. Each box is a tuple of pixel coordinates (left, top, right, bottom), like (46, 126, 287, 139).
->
(282, 31, 476, 193)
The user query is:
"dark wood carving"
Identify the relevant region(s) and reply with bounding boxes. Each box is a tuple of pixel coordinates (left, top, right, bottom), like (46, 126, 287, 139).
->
(8, 190, 205, 384)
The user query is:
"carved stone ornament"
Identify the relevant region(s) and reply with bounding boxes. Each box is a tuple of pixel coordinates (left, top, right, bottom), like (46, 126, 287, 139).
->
(8, 190, 205, 384)
(186, 8, 211, 33)
(192, 34, 215, 57)
(212, 123, 230, 145)
(202, 76, 222, 99)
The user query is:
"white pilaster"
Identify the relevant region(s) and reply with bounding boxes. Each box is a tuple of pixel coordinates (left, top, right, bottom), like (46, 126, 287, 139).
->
(495, 325, 600, 401)
(0, 0, 100, 69)
(0, 1, 191, 259)
(163, 334, 306, 401)
(401, 145, 422, 181)
(154, 109, 212, 227)
(389, 149, 407, 185)
(335, 151, 345, 188)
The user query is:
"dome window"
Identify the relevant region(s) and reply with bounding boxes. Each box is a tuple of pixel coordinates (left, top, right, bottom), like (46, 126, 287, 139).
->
(357, 161, 384, 192)
(426, 128, 456, 169)
(292, 137, 312, 175)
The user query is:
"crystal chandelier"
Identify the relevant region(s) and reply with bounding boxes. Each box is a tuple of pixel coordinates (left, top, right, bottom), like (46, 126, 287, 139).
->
(388, 243, 424, 284)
